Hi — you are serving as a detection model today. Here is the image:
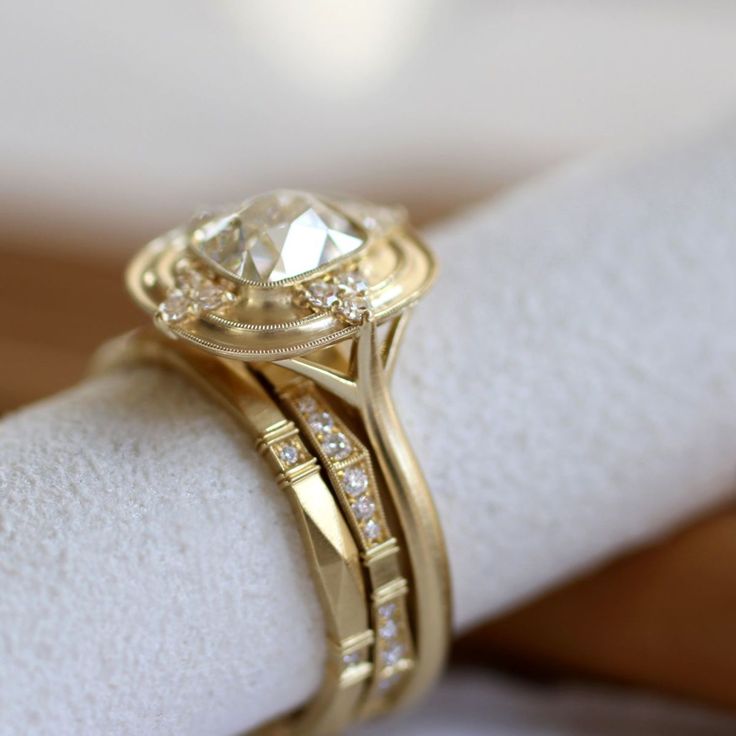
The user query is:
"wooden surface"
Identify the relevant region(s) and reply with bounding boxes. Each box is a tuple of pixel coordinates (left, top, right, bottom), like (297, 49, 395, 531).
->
(460, 507, 736, 712)
(0, 246, 139, 412)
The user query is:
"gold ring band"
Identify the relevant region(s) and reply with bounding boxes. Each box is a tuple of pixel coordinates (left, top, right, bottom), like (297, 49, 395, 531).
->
(267, 368, 415, 711)
(92, 330, 373, 735)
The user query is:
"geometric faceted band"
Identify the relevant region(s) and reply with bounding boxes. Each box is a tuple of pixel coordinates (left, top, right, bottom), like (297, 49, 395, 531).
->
(119, 189, 453, 733)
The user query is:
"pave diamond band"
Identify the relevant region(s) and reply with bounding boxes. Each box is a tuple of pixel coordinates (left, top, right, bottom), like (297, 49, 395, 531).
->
(281, 381, 415, 706)
(117, 189, 452, 734)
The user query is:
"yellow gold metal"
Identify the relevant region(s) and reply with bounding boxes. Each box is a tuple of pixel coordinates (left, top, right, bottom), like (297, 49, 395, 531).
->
(125, 215, 434, 361)
(269, 318, 451, 708)
(363, 539, 402, 590)
(91, 329, 373, 736)
(122, 190, 453, 729)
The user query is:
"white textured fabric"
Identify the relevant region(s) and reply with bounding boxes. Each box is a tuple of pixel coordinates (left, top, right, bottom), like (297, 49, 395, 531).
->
(2, 125, 736, 734)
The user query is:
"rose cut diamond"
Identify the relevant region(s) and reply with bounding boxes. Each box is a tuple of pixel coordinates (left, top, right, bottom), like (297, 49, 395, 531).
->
(193, 191, 366, 284)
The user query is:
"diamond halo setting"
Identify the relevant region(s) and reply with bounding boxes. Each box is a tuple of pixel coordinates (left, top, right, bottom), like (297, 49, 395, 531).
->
(298, 266, 373, 325)
(155, 262, 235, 325)
(130, 188, 436, 360)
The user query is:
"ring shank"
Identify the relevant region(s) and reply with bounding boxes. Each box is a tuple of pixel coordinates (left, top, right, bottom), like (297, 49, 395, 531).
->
(92, 330, 373, 736)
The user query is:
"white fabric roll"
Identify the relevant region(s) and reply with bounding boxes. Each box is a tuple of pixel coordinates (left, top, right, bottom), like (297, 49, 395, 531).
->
(2, 124, 736, 735)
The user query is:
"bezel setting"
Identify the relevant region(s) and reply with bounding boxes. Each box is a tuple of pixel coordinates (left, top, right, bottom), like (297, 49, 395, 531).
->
(188, 190, 371, 287)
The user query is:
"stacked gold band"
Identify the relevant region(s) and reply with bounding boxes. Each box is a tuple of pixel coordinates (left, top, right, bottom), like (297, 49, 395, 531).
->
(109, 189, 452, 734)
(270, 371, 415, 710)
(93, 331, 374, 736)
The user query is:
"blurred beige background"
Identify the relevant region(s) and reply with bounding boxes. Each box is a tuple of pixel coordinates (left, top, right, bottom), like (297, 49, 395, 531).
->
(2, 0, 736, 407)
(4, 1, 736, 249)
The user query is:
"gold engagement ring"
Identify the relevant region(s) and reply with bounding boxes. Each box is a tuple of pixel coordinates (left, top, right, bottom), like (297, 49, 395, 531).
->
(95, 190, 452, 735)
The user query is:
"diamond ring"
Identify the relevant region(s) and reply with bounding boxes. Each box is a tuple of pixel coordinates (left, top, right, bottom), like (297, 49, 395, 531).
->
(120, 189, 452, 731)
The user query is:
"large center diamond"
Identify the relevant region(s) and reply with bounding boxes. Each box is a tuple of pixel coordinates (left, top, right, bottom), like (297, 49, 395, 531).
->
(192, 190, 366, 284)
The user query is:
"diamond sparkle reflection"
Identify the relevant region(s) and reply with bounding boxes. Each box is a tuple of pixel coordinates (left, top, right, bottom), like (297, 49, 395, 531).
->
(158, 290, 190, 323)
(322, 431, 352, 460)
(343, 467, 368, 496)
(193, 191, 366, 284)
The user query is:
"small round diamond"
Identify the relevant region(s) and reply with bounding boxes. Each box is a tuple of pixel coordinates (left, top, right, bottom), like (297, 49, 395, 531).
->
(342, 467, 368, 496)
(322, 432, 352, 460)
(335, 270, 368, 296)
(363, 519, 382, 541)
(336, 296, 370, 324)
(305, 280, 339, 309)
(279, 444, 299, 466)
(383, 644, 404, 666)
(378, 672, 401, 692)
(351, 495, 375, 521)
(379, 619, 398, 640)
(308, 411, 334, 434)
(191, 282, 228, 310)
(174, 259, 199, 278)
(295, 395, 317, 413)
(342, 651, 361, 666)
(378, 602, 396, 619)
(158, 290, 191, 323)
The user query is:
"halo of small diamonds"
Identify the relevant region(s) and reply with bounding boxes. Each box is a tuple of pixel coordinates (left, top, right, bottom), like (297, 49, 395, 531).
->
(156, 261, 235, 325)
(127, 190, 436, 360)
(298, 265, 374, 325)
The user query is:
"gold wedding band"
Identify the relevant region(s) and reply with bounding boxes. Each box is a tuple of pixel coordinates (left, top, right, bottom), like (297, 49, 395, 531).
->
(268, 368, 415, 715)
(92, 331, 373, 735)
(99, 190, 452, 733)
